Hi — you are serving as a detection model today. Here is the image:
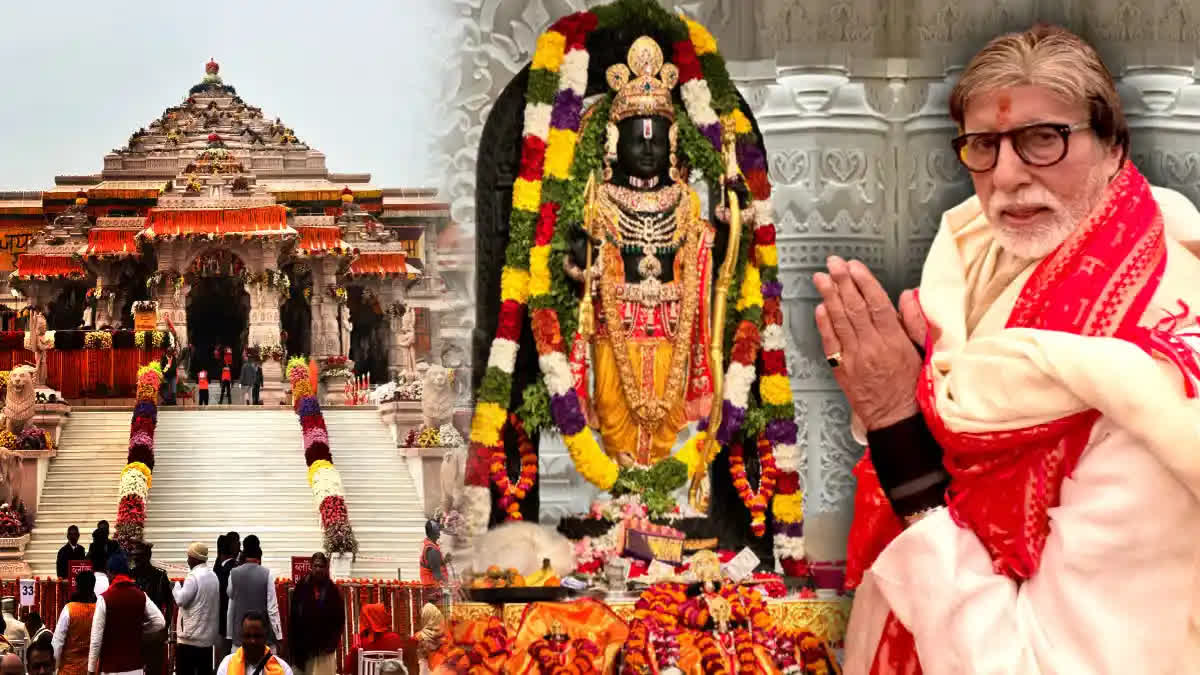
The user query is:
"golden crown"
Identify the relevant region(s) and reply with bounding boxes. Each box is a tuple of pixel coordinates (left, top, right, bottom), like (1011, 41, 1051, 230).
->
(607, 36, 678, 123)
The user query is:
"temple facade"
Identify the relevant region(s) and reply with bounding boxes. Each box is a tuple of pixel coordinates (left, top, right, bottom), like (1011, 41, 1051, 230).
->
(0, 60, 472, 393)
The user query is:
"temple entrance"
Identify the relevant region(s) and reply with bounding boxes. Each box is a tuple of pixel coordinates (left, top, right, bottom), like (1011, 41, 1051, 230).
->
(46, 284, 88, 330)
(347, 287, 389, 384)
(186, 276, 250, 379)
(279, 262, 312, 358)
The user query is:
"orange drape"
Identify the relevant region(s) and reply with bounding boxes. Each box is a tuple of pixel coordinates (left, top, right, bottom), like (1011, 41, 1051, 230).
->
(0, 348, 163, 398)
(143, 205, 288, 236)
(86, 229, 139, 255)
(14, 255, 87, 278)
(297, 227, 345, 254)
(347, 253, 407, 277)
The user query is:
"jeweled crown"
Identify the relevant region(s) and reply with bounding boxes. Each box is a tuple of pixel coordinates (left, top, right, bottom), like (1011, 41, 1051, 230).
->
(607, 36, 678, 123)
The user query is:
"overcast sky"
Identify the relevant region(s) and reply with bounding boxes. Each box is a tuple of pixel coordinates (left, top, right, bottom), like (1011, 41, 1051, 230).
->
(0, 0, 451, 191)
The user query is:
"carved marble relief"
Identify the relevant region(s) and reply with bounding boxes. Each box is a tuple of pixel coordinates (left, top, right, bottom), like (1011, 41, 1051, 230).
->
(438, 0, 1200, 544)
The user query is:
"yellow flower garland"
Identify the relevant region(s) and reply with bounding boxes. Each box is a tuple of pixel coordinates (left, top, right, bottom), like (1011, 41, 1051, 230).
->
(500, 268, 531, 304)
(529, 245, 553, 296)
(307, 460, 333, 485)
(773, 493, 804, 523)
(760, 376, 793, 407)
(470, 402, 508, 447)
(531, 31, 567, 71)
(684, 17, 718, 55)
(124, 462, 152, 488)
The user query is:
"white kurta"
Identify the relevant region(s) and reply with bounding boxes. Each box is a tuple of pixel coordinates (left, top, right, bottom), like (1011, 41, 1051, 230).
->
(843, 418, 1200, 674)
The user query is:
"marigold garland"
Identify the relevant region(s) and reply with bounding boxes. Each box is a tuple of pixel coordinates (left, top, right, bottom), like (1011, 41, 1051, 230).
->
(114, 362, 161, 549)
(466, 0, 803, 569)
(730, 436, 779, 537)
(492, 414, 538, 520)
(288, 357, 358, 555)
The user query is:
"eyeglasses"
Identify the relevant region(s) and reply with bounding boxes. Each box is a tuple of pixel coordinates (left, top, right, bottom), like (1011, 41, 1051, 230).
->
(951, 122, 1091, 172)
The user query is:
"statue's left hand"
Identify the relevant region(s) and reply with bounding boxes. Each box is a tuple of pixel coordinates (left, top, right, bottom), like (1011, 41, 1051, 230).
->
(715, 177, 752, 225)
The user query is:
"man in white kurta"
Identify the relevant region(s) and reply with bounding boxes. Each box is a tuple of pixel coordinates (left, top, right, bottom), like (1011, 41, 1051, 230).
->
(812, 24, 1200, 675)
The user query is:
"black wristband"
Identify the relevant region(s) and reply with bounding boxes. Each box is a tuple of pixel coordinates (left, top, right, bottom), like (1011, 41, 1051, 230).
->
(866, 413, 948, 517)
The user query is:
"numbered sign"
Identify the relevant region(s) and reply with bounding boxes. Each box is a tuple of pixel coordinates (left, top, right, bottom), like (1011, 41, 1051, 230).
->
(18, 579, 34, 607)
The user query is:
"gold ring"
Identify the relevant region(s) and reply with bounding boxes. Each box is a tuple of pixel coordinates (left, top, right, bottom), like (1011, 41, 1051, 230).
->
(826, 352, 842, 368)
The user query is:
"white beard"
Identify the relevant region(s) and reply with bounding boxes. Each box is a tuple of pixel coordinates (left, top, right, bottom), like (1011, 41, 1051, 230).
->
(987, 168, 1109, 260)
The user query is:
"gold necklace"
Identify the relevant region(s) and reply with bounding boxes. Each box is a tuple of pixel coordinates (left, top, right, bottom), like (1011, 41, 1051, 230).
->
(602, 183, 682, 214)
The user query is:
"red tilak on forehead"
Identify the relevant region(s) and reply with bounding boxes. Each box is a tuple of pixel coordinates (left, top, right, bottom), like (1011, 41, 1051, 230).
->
(996, 93, 1012, 126)
(642, 119, 653, 139)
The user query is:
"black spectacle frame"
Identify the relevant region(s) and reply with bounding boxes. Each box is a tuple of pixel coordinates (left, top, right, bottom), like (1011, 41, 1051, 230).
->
(951, 122, 1091, 172)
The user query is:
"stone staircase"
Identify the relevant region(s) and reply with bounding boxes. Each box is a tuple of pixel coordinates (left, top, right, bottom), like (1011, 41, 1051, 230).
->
(28, 407, 424, 581)
(26, 411, 128, 575)
(322, 410, 426, 579)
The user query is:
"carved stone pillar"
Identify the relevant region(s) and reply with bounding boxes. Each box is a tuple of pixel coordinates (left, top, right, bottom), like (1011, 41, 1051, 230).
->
(309, 257, 343, 359)
(154, 283, 187, 346)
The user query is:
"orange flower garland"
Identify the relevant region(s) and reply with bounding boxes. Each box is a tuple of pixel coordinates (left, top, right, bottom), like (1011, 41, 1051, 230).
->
(529, 637, 601, 674)
(492, 413, 539, 520)
(729, 436, 779, 537)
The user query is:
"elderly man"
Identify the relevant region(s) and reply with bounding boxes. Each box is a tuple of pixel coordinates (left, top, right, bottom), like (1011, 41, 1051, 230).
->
(173, 542, 219, 675)
(819, 24, 1200, 674)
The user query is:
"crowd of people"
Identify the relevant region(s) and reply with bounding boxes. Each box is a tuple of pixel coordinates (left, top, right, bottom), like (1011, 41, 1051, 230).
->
(38, 524, 409, 675)
(158, 346, 266, 407)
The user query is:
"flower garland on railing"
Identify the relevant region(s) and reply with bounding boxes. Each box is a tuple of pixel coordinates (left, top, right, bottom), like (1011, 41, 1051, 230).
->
(467, 0, 803, 568)
(133, 331, 174, 350)
(84, 331, 113, 350)
(115, 363, 160, 548)
(287, 357, 358, 555)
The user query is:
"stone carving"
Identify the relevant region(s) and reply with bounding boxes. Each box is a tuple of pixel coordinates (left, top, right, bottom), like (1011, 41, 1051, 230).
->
(421, 365, 455, 430)
(22, 313, 51, 388)
(396, 308, 418, 376)
(440, 445, 467, 513)
(2, 367, 36, 437)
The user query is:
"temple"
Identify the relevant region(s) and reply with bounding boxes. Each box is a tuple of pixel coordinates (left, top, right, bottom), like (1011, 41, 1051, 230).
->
(0, 59, 472, 398)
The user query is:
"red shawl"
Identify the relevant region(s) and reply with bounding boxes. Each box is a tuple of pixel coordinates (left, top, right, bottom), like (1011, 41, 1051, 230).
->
(846, 162, 1178, 673)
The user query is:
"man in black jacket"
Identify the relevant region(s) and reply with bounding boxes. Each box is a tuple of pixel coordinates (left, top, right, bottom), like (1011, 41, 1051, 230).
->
(213, 532, 241, 666)
(56, 525, 85, 579)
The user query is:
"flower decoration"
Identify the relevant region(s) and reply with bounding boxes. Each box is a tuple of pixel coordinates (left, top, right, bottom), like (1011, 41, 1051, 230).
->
(287, 356, 358, 555)
(84, 331, 113, 350)
(466, 2, 803, 568)
(0, 502, 30, 539)
(115, 362, 161, 549)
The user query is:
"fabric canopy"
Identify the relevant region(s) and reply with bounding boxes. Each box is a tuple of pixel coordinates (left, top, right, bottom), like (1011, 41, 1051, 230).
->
(15, 254, 86, 278)
(347, 252, 411, 277)
(86, 229, 140, 256)
(142, 205, 289, 237)
(296, 226, 347, 255)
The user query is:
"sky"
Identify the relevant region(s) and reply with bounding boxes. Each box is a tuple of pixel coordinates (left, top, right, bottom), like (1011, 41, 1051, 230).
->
(0, 0, 452, 191)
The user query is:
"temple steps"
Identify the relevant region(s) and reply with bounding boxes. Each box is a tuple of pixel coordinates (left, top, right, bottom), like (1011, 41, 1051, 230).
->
(27, 408, 425, 580)
(26, 411, 129, 576)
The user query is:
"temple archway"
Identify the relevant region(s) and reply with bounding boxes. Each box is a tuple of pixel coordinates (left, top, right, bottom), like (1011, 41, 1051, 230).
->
(279, 262, 312, 358)
(185, 250, 251, 378)
(46, 283, 88, 330)
(347, 286, 388, 384)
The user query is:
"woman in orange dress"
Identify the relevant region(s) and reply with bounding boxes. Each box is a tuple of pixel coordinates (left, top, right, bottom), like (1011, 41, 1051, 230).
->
(50, 570, 97, 675)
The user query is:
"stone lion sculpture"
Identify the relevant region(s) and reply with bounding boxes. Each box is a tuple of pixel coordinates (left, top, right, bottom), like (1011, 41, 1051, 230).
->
(2, 366, 36, 436)
(421, 364, 454, 430)
(0, 365, 35, 504)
